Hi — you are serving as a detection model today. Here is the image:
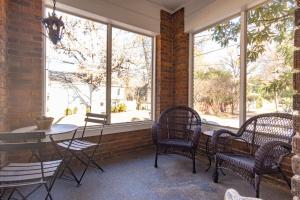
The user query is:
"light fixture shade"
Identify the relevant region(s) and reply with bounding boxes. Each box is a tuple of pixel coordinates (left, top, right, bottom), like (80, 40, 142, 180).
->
(42, 13, 65, 45)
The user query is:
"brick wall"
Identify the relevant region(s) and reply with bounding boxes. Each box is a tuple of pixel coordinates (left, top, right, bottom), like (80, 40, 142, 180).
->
(8, 129, 153, 165)
(292, 1, 300, 198)
(155, 8, 189, 119)
(0, 0, 8, 132)
(6, 0, 43, 130)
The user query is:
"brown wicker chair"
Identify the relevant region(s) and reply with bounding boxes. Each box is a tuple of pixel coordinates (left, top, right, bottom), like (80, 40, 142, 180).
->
(212, 113, 294, 198)
(152, 106, 202, 173)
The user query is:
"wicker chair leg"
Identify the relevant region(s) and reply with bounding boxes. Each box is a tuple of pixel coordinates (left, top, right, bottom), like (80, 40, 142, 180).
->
(213, 158, 219, 183)
(255, 174, 261, 198)
(154, 147, 158, 168)
(192, 150, 196, 174)
(279, 168, 291, 188)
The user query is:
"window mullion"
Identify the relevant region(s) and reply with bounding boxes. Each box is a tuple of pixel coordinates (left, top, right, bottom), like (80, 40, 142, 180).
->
(106, 24, 112, 124)
(239, 10, 248, 126)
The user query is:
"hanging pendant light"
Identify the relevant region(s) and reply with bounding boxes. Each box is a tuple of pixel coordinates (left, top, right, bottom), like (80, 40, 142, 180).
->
(42, 0, 65, 45)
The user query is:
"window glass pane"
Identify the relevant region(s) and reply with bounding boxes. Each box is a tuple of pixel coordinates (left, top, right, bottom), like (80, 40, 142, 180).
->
(111, 27, 152, 123)
(193, 16, 241, 128)
(46, 9, 107, 126)
(246, 0, 295, 118)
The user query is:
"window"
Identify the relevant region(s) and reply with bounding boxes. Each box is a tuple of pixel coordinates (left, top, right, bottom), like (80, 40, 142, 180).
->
(246, 0, 295, 118)
(111, 28, 152, 123)
(193, 16, 241, 128)
(45, 9, 153, 126)
(192, 0, 295, 128)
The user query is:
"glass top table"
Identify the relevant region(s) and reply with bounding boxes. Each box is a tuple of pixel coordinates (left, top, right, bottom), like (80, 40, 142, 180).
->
(12, 124, 78, 136)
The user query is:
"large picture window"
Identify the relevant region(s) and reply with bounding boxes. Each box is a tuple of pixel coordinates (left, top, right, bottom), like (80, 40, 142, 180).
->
(193, 16, 241, 128)
(111, 28, 152, 123)
(246, 0, 295, 118)
(45, 9, 153, 126)
(193, 0, 295, 128)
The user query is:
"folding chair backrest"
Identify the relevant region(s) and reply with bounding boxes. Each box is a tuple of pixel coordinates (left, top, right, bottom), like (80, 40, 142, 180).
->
(85, 113, 107, 125)
(0, 132, 46, 152)
(81, 113, 107, 138)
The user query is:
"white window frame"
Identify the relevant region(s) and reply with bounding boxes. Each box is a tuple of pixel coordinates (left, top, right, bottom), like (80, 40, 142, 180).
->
(189, 0, 279, 129)
(42, 3, 156, 136)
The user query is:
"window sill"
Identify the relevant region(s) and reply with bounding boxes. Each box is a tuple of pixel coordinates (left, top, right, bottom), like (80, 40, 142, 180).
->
(201, 122, 238, 133)
(84, 120, 153, 137)
(48, 121, 153, 142)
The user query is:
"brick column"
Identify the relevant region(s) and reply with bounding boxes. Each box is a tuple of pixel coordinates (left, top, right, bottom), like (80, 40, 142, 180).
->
(155, 8, 189, 119)
(6, 0, 43, 130)
(155, 10, 174, 119)
(173, 8, 189, 106)
(0, 0, 8, 132)
(292, 1, 300, 199)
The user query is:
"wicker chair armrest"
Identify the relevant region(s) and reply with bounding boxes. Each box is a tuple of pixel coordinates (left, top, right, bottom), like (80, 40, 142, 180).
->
(211, 129, 236, 146)
(255, 141, 292, 173)
(192, 126, 202, 149)
(211, 129, 238, 154)
(152, 122, 161, 145)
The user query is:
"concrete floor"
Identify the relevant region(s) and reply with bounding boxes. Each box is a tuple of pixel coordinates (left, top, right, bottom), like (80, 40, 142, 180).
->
(21, 150, 291, 200)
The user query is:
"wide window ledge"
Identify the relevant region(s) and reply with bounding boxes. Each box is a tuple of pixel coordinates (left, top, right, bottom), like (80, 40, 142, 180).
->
(48, 121, 153, 142)
(201, 122, 238, 133)
(84, 120, 153, 137)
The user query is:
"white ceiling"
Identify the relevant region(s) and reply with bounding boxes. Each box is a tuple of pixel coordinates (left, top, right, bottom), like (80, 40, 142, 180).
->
(147, 0, 193, 12)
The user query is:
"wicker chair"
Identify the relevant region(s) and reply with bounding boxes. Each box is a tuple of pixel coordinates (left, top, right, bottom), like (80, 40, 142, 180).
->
(212, 113, 294, 198)
(152, 106, 202, 173)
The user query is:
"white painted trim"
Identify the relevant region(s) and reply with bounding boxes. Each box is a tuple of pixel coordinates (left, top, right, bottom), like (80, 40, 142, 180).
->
(45, 0, 158, 36)
(201, 123, 238, 133)
(42, 121, 153, 142)
(152, 37, 156, 121)
(239, 10, 247, 126)
(188, 32, 193, 107)
(106, 24, 112, 124)
(185, 0, 268, 33)
(86, 121, 152, 136)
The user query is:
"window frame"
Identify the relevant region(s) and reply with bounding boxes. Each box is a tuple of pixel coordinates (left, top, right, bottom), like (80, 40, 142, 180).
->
(43, 4, 156, 131)
(190, 0, 292, 128)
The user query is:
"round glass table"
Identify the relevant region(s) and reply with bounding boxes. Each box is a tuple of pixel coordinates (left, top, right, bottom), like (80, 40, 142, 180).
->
(12, 124, 78, 136)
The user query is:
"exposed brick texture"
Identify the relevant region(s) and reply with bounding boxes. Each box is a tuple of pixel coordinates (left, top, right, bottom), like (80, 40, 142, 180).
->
(0, 0, 8, 132)
(292, 2, 300, 199)
(5, 0, 43, 130)
(155, 8, 189, 119)
(7, 129, 153, 166)
(155, 10, 174, 119)
(173, 9, 189, 106)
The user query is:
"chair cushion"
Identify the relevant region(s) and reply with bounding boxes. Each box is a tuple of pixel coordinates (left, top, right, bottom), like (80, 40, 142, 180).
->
(216, 153, 255, 173)
(158, 139, 192, 148)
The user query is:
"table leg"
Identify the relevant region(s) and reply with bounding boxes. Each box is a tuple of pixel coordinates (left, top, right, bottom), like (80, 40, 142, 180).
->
(205, 137, 212, 172)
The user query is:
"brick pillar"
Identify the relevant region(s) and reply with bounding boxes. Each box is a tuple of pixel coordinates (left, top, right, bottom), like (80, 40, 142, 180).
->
(155, 10, 175, 119)
(155, 8, 189, 119)
(292, 1, 300, 199)
(6, 0, 43, 130)
(173, 8, 189, 106)
(0, 0, 8, 132)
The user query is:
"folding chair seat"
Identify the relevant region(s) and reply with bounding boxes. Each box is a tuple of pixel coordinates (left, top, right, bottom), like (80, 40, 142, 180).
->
(57, 113, 107, 186)
(58, 140, 97, 151)
(0, 132, 62, 200)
